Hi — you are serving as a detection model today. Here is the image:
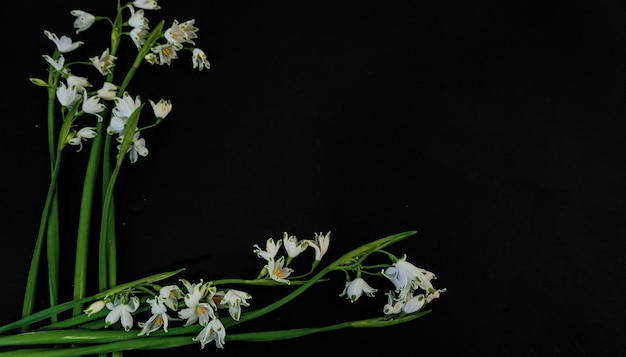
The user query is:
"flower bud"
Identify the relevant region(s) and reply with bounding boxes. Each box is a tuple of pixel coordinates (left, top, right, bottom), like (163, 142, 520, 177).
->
(84, 300, 106, 316)
(29, 78, 49, 87)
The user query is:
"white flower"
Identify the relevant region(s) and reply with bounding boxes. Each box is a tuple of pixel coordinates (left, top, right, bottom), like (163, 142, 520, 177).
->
(44, 30, 83, 53)
(179, 19, 199, 44)
(145, 53, 159, 65)
(90, 48, 117, 76)
(266, 256, 293, 284)
(282, 232, 308, 259)
(133, 0, 161, 10)
(178, 279, 217, 326)
(151, 43, 178, 65)
(402, 293, 426, 314)
(107, 116, 128, 135)
(137, 296, 176, 336)
(339, 277, 377, 302)
(159, 285, 183, 311)
(97, 82, 118, 101)
(43, 55, 65, 71)
(113, 91, 141, 119)
(306, 231, 330, 261)
(383, 291, 405, 315)
(55, 82, 81, 107)
(117, 131, 149, 163)
(104, 295, 140, 331)
(220, 289, 251, 321)
(149, 99, 172, 119)
(67, 75, 92, 94)
(82, 91, 106, 121)
(382, 254, 435, 297)
(70, 10, 96, 34)
(127, 6, 149, 29)
(130, 27, 150, 49)
(253, 237, 282, 262)
(191, 48, 210, 71)
(164, 20, 188, 48)
(193, 318, 226, 349)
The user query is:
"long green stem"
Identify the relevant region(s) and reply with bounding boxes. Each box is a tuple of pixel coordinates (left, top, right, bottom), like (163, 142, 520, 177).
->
(21, 155, 62, 329)
(44, 54, 62, 322)
(0, 312, 430, 355)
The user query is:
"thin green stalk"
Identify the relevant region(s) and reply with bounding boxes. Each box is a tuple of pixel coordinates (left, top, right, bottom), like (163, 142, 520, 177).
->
(72, 116, 106, 316)
(0, 312, 430, 355)
(21, 154, 62, 328)
(45, 53, 62, 322)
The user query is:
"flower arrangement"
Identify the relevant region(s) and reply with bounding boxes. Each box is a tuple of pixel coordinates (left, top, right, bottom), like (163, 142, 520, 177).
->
(0, 1, 445, 355)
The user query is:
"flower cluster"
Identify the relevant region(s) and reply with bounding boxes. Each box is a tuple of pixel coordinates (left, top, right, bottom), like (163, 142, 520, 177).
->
(36, 0, 208, 159)
(77, 231, 444, 350)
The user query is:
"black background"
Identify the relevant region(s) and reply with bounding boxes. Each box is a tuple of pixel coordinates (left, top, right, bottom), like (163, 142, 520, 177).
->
(2, 0, 626, 356)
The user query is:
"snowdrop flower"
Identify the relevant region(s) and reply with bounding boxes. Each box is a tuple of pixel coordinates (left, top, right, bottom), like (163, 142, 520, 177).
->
(44, 30, 84, 53)
(133, 0, 161, 10)
(67, 75, 92, 93)
(70, 10, 96, 34)
(159, 285, 183, 311)
(178, 279, 217, 326)
(191, 48, 210, 71)
(117, 131, 148, 163)
(253, 237, 282, 262)
(266, 256, 293, 284)
(82, 91, 106, 121)
(107, 116, 128, 135)
(382, 254, 435, 297)
(90, 48, 117, 76)
(130, 27, 150, 49)
(104, 295, 140, 331)
(402, 293, 426, 314)
(282, 232, 308, 259)
(193, 318, 226, 349)
(383, 291, 405, 315)
(149, 99, 172, 119)
(164, 20, 188, 48)
(145, 53, 159, 65)
(219, 289, 251, 321)
(137, 295, 176, 336)
(307, 231, 331, 261)
(151, 43, 178, 65)
(179, 19, 199, 44)
(56, 82, 81, 107)
(43, 55, 65, 72)
(97, 82, 118, 101)
(113, 91, 141, 119)
(127, 6, 149, 29)
(339, 277, 377, 302)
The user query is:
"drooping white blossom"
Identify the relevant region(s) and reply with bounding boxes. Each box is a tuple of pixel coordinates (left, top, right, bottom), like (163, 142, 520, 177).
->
(70, 10, 96, 33)
(44, 30, 84, 53)
(192, 48, 210, 71)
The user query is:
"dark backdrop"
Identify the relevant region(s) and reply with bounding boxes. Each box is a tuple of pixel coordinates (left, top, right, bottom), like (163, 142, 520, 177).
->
(2, 0, 625, 356)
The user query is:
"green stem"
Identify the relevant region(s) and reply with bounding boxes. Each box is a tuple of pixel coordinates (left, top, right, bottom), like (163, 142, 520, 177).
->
(0, 312, 430, 355)
(45, 54, 62, 322)
(21, 154, 62, 328)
